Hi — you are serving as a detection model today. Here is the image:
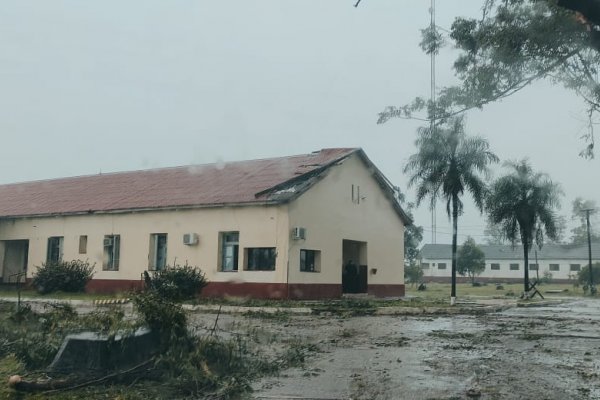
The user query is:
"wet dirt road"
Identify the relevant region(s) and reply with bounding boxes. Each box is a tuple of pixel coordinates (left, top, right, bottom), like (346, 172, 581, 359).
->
(240, 299, 600, 400)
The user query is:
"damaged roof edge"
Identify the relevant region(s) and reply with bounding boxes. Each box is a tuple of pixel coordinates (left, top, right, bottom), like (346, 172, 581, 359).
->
(354, 149, 413, 226)
(257, 148, 413, 226)
(254, 148, 359, 199)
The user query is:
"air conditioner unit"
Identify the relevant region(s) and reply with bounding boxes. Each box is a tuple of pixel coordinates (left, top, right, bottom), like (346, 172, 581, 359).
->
(103, 238, 113, 247)
(292, 227, 306, 240)
(183, 233, 199, 245)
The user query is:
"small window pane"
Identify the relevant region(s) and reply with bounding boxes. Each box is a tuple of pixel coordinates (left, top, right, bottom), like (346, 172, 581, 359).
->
(300, 249, 320, 272)
(549, 264, 560, 271)
(570, 264, 581, 272)
(47, 237, 63, 264)
(220, 232, 239, 272)
(510, 263, 519, 271)
(246, 247, 276, 271)
(491, 263, 500, 270)
(529, 264, 538, 271)
(103, 235, 120, 271)
(421, 263, 430, 269)
(79, 235, 87, 254)
(438, 263, 447, 270)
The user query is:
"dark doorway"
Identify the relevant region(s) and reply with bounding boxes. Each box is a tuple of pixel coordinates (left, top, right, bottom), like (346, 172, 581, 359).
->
(342, 239, 368, 294)
(2, 240, 29, 283)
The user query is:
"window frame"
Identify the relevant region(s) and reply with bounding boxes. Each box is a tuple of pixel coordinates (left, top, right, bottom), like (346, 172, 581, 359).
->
(437, 263, 447, 270)
(78, 235, 88, 254)
(245, 247, 276, 271)
(529, 263, 539, 271)
(149, 233, 168, 271)
(300, 249, 320, 272)
(219, 232, 239, 272)
(47, 236, 63, 264)
(421, 262, 430, 269)
(570, 264, 581, 272)
(103, 234, 120, 271)
(490, 263, 500, 270)
(510, 263, 520, 271)
(549, 263, 560, 272)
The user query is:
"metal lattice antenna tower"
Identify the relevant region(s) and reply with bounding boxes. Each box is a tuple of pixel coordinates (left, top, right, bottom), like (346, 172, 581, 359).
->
(430, 0, 437, 244)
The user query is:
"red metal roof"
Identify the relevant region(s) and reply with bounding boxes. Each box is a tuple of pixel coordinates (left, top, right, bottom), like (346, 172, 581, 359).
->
(0, 148, 359, 218)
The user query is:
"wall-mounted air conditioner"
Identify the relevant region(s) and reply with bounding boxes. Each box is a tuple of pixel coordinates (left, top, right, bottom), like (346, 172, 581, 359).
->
(292, 227, 306, 240)
(183, 233, 199, 245)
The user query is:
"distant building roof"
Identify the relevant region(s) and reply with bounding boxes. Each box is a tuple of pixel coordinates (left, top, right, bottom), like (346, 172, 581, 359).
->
(421, 243, 600, 261)
(0, 148, 411, 223)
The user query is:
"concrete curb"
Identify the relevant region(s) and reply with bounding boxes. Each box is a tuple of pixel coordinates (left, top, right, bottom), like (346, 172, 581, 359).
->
(182, 304, 313, 315)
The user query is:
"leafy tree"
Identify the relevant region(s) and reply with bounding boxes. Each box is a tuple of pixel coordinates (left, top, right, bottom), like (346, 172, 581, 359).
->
(395, 189, 424, 268)
(404, 116, 498, 304)
(394, 186, 424, 270)
(404, 264, 424, 287)
(457, 237, 486, 285)
(548, 215, 568, 244)
(378, 0, 600, 157)
(577, 262, 600, 290)
(570, 197, 599, 244)
(484, 219, 510, 245)
(404, 223, 424, 267)
(486, 160, 563, 293)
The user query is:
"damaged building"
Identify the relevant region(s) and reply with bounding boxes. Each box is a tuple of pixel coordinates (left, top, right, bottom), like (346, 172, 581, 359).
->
(0, 148, 410, 299)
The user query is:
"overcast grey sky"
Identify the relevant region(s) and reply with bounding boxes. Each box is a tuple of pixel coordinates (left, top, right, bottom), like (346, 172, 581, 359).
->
(1, 1, 598, 244)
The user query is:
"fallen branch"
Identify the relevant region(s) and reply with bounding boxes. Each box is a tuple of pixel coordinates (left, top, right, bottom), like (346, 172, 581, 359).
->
(8, 359, 154, 394)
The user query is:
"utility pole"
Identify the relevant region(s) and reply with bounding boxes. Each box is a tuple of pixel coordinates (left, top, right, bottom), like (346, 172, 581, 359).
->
(582, 208, 596, 295)
(430, 0, 437, 245)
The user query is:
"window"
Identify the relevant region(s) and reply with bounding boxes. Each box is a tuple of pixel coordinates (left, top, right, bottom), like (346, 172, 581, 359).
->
(510, 263, 519, 271)
(529, 263, 539, 271)
(421, 263, 430, 269)
(47, 236, 63, 264)
(300, 249, 320, 272)
(491, 263, 500, 270)
(220, 232, 239, 271)
(437, 263, 447, 270)
(550, 264, 560, 271)
(149, 233, 168, 271)
(246, 247, 276, 271)
(570, 264, 581, 272)
(79, 235, 87, 254)
(103, 235, 120, 271)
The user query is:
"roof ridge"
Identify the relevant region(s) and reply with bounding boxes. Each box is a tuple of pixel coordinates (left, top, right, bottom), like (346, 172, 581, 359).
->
(0, 148, 360, 187)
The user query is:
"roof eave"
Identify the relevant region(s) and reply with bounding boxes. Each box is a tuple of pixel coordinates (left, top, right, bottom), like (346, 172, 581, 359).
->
(0, 200, 285, 220)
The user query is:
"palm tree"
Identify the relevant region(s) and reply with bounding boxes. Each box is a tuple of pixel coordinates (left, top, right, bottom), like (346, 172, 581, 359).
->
(404, 117, 498, 304)
(486, 160, 562, 294)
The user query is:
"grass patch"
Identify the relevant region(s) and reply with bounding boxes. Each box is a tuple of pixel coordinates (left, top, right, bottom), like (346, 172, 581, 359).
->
(405, 282, 582, 299)
(0, 289, 126, 300)
(311, 298, 378, 316)
(243, 309, 292, 322)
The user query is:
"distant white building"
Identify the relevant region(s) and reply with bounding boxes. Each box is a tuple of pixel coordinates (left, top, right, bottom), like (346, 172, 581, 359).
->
(420, 243, 600, 283)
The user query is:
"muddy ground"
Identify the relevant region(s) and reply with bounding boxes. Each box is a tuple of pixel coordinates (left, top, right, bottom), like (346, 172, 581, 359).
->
(189, 299, 600, 400)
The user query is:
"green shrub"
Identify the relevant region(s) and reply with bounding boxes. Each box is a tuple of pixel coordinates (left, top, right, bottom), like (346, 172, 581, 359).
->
(577, 263, 600, 286)
(31, 260, 95, 294)
(146, 263, 207, 302)
(404, 263, 424, 287)
(132, 291, 188, 347)
(539, 270, 553, 284)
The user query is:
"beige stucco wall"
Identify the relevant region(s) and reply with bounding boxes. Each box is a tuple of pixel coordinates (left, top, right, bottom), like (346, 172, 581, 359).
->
(0, 153, 405, 289)
(0, 205, 290, 283)
(287, 153, 405, 285)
